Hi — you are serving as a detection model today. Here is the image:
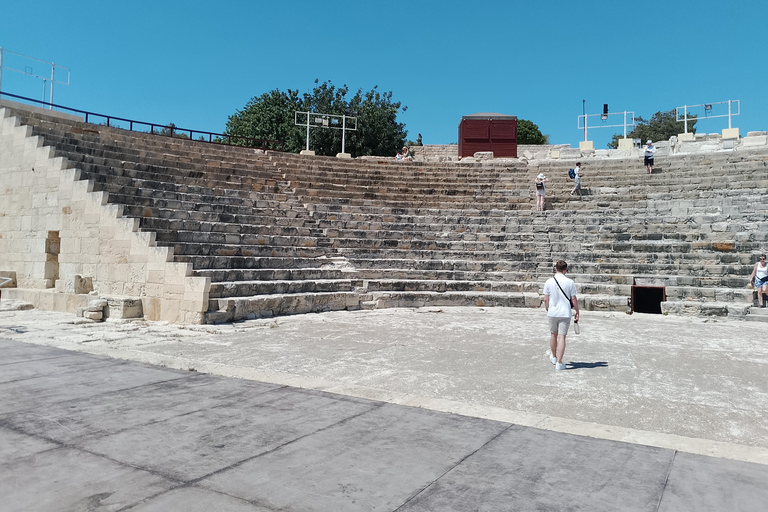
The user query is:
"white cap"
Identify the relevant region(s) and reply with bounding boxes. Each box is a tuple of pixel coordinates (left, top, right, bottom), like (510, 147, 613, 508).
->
(647, 139, 652, 144)
(537, 173, 546, 179)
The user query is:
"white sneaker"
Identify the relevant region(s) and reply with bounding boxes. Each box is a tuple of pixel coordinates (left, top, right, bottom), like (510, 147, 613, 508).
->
(555, 362, 567, 371)
(549, 355, 557, 365)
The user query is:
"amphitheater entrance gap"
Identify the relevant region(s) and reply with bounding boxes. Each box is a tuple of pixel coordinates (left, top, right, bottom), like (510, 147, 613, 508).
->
(631, 284, 666, 314)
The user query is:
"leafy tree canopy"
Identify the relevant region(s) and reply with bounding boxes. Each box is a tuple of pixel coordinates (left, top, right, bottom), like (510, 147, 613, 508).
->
(517, 119, 547, 145)
(608, 110, 696, 149)
(224, 80, 408, 157)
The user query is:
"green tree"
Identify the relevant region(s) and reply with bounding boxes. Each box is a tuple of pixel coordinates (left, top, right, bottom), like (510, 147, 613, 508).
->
(608, 110, 696, 148)
(224, 80, 407, 157)
(224, 89, 305, 152)
(516, 119, 547, 144)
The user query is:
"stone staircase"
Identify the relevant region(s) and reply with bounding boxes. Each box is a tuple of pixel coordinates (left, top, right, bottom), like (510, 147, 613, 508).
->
(2, 101, 767, 323)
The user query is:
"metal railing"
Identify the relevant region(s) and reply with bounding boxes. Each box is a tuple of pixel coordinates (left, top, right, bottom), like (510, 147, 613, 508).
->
(0, 91, 284, 151)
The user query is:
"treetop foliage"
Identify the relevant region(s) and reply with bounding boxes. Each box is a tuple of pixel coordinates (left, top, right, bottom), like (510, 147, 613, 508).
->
(608, 110, 696, 149)
(225, 80, 408, 157)
(516, 119, 547, 145)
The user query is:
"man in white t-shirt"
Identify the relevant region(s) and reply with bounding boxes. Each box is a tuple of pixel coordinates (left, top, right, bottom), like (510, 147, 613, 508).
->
(543, 260, 580, 370)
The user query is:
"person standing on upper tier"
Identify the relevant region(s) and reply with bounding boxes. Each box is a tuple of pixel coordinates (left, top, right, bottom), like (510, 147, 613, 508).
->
(643, 139, 657, 174)
(534, 173, 548, 211)
(570, 162, 583, 197)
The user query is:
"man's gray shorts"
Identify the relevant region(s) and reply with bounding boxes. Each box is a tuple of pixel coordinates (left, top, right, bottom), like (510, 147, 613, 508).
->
(549, 316, 571, 335)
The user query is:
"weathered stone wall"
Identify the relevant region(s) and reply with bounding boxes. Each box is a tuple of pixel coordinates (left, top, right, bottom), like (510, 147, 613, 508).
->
(407, 131, 768, 164)
(0, 108, 210, 323)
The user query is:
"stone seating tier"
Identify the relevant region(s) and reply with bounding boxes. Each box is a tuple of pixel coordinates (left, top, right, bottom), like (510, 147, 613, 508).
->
(3, 103, 766, 323)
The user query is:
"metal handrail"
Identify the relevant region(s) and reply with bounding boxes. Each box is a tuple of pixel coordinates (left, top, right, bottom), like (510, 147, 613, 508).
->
(0, 91, 285, 151)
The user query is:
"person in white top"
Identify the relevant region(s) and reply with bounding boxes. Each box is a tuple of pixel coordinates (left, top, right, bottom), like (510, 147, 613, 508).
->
(543, 260, 580, 370)
(534, 173, 548, 211)
(749, 253, 768, 307)
(643, 139, 657, 174)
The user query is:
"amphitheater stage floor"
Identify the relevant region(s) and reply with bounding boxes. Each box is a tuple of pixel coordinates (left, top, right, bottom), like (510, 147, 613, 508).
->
(1, 305, 767, 511)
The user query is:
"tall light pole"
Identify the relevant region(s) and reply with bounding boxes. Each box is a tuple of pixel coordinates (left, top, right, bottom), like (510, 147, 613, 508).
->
(582, 100, 587, 141)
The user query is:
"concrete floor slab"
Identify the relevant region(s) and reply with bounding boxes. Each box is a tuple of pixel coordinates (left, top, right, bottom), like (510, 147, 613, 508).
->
(200, 403, 508, 511)
(128, 487, 272, 512)
(399, 425, 674, 512)
(76, 387, 380, 481)
(0, 374, 279, 443)
(0, 426, 58, 462)
(0, 357, 189, 415)
(0, 446, 175, 512)
(658, 453, 768, 512)
(2, 305, 768, 511)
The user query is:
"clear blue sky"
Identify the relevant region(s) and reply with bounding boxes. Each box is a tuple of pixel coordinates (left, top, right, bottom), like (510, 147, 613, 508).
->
(2, 0, 766, 150)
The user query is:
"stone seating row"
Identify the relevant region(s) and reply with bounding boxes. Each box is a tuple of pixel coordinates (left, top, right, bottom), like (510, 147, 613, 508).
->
(18, 112, 279, 171)
(6, 104, 765, 323)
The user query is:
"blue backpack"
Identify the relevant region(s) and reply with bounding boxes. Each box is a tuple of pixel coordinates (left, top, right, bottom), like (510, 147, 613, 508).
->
(568, 168, 576, 179)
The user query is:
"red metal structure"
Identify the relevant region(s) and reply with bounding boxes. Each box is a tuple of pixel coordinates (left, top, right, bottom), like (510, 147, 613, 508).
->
(458, 113, 518, 159)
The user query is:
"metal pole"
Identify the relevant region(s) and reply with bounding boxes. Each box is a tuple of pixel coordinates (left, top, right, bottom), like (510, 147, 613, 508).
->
(0, 48, 4, 93)
(49, 62, 55, 109)
(684, 105, 688, 134)
(341, 115, 346, 154)
(582, 100, 587, 142)
(728, 100, 732, 129)
(623, 111, 627, 138)
(305, 112, 310, 151)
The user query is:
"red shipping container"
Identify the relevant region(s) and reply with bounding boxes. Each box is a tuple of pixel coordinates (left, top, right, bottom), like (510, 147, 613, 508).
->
(458, 113, 517, 159)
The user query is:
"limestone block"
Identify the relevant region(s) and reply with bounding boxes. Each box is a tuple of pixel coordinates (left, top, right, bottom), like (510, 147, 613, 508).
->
(86, 299, 108, 312)
(103, 296, 143, 319)
(549, 149, 560, 159)
(661, 301, 701, 316)
(617, 138, 634, 150)
(473, 152, 494, 160)
(742, 135, 767, 147)
(561, 148, 582, 159)
(726, 304, 751, 318)
(300, 150, 316, 156)
(699, 303, 729, 316)
(677, 132, 695, 142)
(61, 275, 94, 294)
(84, 310, 103, 321)
(722, 127, 739, 139)
(578, 141, 594, 151)
(336, 153, 352, 159)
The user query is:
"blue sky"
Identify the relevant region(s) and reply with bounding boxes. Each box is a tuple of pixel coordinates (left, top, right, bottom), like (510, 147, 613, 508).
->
(2, 0, 766, 150)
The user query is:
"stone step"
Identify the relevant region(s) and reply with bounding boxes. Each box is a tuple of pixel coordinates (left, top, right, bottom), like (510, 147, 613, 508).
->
(153, 230, 325, 248)
(139, 218, 316, 237)
(209, 278, 361, 298)
(205, 291, 360, 323)
(167, 242, 331, 258)
(176, 255, 336, 270)
(123, 205, 310, 226)
(195, 267, 356, 282)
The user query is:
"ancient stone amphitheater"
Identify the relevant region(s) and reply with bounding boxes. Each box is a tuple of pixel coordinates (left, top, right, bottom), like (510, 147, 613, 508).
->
(1, 101, 767, 324)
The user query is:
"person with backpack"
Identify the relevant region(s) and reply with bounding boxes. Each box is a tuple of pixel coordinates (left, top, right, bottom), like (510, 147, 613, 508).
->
(569, 163, 583, 197)
(543, 260, 580, 371)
